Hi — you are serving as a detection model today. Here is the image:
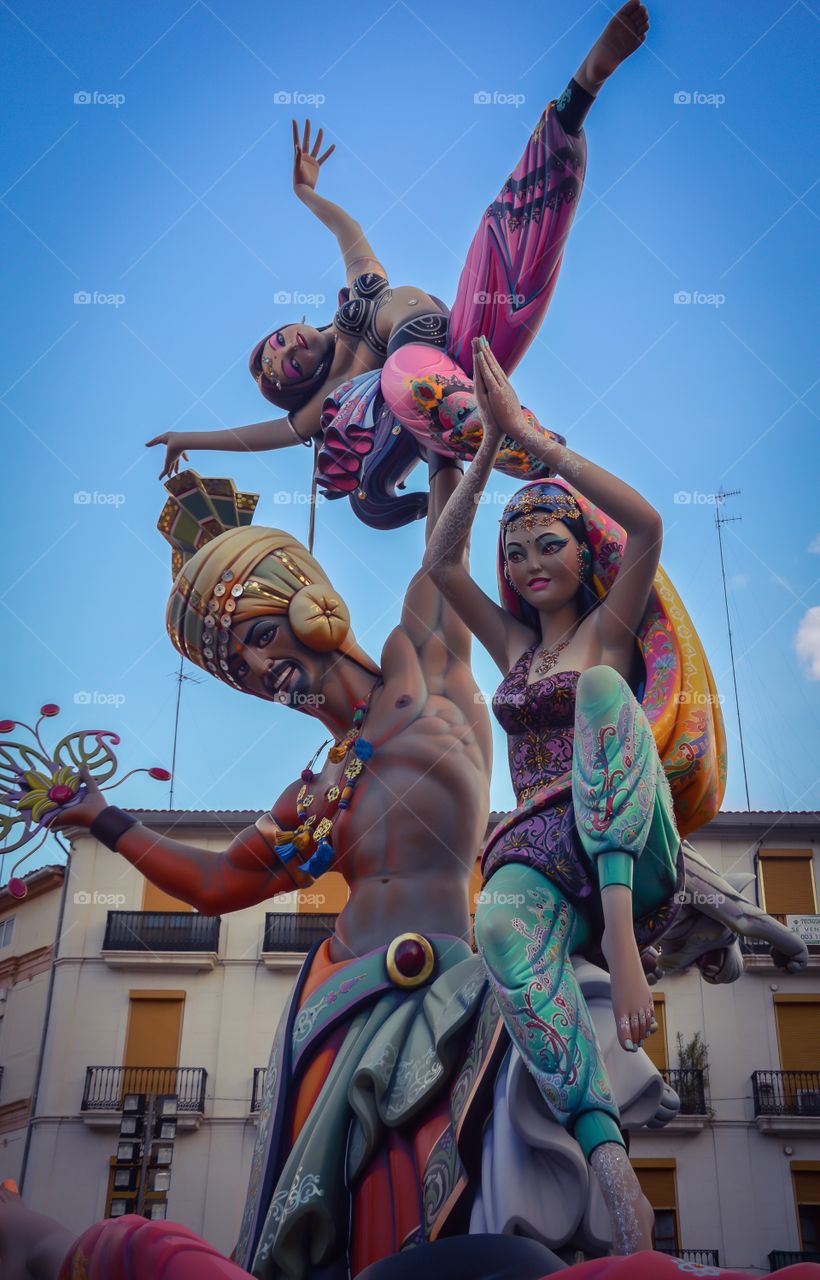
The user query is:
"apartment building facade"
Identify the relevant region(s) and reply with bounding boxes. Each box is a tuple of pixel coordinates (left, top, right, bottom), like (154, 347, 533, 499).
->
(0, 808, 817, 1272)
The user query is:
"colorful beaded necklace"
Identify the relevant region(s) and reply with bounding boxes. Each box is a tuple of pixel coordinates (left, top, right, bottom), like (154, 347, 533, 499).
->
(275, 682, 379, 878)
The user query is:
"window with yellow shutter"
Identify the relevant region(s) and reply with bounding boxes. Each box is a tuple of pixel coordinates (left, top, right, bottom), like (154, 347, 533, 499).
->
(632, 1161, 679, 1252)
(792, 1165, 820, 1253)
(759, 850, 817, 923)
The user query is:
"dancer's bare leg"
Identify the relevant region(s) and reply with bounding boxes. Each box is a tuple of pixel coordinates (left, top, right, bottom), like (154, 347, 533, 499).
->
(589, 1145, 656, 1254)
(575, 0, 650, 96)
(0, 1181, 77, 1280)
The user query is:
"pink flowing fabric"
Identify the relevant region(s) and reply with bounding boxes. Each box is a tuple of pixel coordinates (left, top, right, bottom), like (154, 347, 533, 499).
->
(58, 1221, 820, 1280)
(447, 100, 587, 377)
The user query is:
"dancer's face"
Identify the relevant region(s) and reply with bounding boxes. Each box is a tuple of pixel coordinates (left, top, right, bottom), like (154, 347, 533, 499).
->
(504, 518, 582, 612)
(226, 613, 325, 711)
(257, 323, 330, 390)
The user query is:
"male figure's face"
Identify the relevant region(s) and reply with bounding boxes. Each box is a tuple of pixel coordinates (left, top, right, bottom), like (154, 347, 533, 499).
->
(227, 613, 327, 712)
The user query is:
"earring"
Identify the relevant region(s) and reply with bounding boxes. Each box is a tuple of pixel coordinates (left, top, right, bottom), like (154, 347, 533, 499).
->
(503, 566, 521, 596)
(576, 544, 591, 580)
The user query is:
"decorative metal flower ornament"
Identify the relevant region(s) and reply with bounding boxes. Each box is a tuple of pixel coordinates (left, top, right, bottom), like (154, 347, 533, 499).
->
(0, 704, 171, 899)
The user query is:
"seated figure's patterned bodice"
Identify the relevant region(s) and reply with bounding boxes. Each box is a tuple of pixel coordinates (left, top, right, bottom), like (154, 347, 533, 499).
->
(492, 643, 579, 806)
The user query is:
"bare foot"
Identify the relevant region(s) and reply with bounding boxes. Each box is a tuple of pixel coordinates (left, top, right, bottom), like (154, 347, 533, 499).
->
(590, 1142, 655, 1254)
(576, 0, 650, 94)
(0, 1180, 77, 1280)
(601, 928, 657, 1051)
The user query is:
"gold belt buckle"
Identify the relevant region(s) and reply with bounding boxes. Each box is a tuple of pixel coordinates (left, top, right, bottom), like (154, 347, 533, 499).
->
(385, 932, 435, 988)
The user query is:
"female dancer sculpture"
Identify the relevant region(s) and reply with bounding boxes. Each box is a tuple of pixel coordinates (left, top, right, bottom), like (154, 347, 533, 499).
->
(146, 3, 650, 528)
(423, 336, 728, 1254)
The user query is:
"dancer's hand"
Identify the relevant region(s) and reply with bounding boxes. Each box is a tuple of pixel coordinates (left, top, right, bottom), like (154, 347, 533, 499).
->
(292, 119, 335, 193)
(473, 338, 528, 446)
(145, 431, 190, 480)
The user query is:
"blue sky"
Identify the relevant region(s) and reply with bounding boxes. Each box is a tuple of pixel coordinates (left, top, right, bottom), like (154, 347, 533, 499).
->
(1, 0, 818, 882)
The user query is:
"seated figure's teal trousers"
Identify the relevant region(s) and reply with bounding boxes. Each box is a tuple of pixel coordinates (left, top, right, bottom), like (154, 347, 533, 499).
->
(475, 666, 680, 1160)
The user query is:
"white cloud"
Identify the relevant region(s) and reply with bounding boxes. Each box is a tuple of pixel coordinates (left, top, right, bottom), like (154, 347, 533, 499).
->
(795, 607, 820, 680)
(809, 534, 820, 555)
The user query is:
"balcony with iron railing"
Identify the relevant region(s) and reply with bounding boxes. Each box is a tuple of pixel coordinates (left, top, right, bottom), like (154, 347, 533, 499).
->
(660, 1249, 720, 1266)
(80, 1065, 207, 1130)
(659, 1068, 708, 1117)
(101, 911, 221, 970)
(752, 1070, 820, 1135)
(769, 1251, 820, 1270)
(261, 912, 338, 968)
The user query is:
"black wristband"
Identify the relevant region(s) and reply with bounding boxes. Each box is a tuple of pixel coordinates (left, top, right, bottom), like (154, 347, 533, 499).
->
(90, 806, 138, 851)
(554, 77, 596, 136)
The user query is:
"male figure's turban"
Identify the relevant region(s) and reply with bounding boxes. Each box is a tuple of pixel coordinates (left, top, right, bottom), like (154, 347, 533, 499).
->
(157, 472, 379, 690)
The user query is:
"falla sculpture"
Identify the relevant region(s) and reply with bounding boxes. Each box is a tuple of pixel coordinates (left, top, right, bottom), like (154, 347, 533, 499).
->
(0, 3, 812, 1276)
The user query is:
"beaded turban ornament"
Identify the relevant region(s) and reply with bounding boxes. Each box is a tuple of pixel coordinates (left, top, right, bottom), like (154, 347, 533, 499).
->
(158, 471, 379, 690)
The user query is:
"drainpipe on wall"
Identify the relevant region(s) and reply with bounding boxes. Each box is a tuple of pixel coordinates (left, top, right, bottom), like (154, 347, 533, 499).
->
(18, 832, 74, 1195)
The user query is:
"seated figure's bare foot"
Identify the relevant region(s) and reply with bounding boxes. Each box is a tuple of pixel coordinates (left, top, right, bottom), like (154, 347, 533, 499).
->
(601, 927, 657, 1051)
(590, 1142, 655, 1254)
(577, 0, 650, 94)
(0, 1180, 77, 1280)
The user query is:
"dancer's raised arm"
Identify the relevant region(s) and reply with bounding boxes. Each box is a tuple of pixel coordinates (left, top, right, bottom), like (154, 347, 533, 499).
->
(292, 119, 386, 284)
(472, 340, 662, 662)
(145, 415, 312, 480)
(422, 340, 537, 673)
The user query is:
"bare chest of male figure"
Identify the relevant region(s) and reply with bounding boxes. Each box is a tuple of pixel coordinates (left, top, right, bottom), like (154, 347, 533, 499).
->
(326, 678, 489, 960)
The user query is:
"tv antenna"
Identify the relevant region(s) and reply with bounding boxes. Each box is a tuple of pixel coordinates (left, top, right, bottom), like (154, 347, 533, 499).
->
(712, 488, 751, 811)
(168, 658, 204, 809)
